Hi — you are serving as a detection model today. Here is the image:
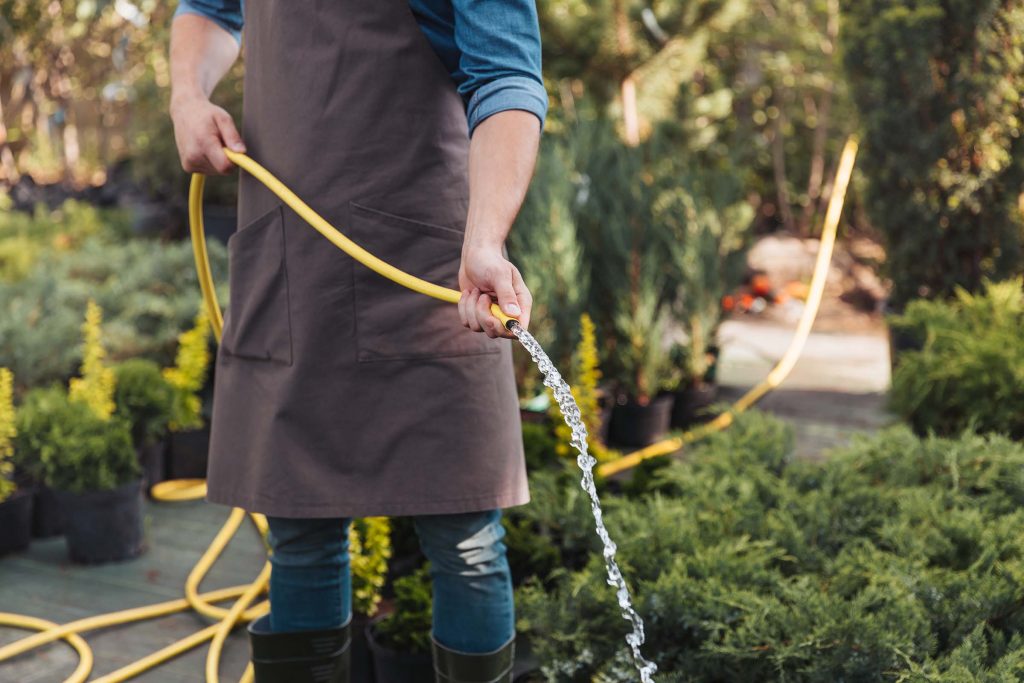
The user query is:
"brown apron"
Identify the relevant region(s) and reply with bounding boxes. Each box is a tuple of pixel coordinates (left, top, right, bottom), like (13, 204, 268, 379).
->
(205, 0, 528, 518)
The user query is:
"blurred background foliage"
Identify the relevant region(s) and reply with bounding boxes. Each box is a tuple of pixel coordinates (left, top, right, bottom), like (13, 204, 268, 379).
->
(1, 0, 1023, 402)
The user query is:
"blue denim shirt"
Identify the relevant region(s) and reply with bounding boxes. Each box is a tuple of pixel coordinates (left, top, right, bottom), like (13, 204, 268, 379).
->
(174, 0, 548, 136)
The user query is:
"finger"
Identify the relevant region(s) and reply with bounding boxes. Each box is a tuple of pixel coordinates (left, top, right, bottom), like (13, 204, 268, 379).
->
(492, 264, 522, 319)
(181, 145, 216, 174)
(214, 109, 246, 153)
(205, 139, 234, 175)
(511, 266, 533, 331)
(476, 291, 499, 338)
(458, 290, 470, 329)
(466, 289, 484, 333)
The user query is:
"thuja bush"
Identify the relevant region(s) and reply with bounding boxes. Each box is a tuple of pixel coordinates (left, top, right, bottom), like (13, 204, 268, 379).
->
(890, 279, 1024, 439)
(518, 411, 1024, 682)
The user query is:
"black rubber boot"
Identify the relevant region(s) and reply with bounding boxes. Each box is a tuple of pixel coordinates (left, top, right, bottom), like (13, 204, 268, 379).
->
(247, 613, 352, 683)
(432, 635, 515, 683)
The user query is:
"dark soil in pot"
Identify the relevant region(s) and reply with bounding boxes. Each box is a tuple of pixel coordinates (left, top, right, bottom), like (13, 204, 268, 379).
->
(0, 489, 34, 556)
(670, 381, 719, 429)
(166, 427, 210, 480)
(54, 479, 146, 564)
(365, 616, 433, 683)
(608, 393, 674, 448)
(138, 440, 167, 494)
(31, 485, 65, 538)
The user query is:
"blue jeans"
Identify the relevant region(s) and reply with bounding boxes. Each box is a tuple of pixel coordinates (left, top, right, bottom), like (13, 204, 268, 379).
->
(264, 509, 514, 653)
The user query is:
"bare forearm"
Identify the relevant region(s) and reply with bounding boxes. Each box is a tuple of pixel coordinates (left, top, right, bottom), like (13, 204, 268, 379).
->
(167, 14, 245, 174)
(463, 110, 541, 252)
(169, 13, 240, 111)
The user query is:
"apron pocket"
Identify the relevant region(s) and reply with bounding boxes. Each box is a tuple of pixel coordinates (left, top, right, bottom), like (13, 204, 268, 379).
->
(222, 204, 294, 365)
(348, 200, 502, 363)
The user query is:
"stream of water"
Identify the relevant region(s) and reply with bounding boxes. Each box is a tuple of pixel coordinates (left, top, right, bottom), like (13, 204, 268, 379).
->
(511, 322, 657, 683)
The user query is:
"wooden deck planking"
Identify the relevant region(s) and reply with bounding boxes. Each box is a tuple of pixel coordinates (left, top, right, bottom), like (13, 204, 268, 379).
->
(0, 498, 268, 682)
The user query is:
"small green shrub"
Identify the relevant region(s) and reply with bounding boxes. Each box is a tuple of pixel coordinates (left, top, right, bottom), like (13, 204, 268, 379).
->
(373, 564, 433, 654)
(16, 387, 139, 493)
(503, 465, 600, 586)
(521, 421, 559, 472)
(163, 308, 212, 431)
(113, 359, 176, 448)
(13, 385, 68, 482)
(0, 368, 16, 502)
(349, 517, 392, 618)
(518, 411, 1024, 682)
(889, 279, 1024, 438)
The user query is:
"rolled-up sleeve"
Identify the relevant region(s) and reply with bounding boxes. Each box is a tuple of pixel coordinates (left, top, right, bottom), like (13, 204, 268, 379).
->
(174, 0, 244, 45)
(452, 0, 548, 136)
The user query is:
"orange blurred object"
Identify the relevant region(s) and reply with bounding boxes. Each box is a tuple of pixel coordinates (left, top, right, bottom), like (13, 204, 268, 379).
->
(783, 281, 810, 300)
(751, 274, 772, 297)
(722, 295, 736, 311)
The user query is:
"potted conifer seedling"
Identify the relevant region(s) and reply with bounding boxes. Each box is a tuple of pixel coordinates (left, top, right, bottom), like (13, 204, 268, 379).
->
(14, 385, 68, 538)
(164, 309, 214, 480)
(366, 563, 433, 683)
(39, 300, 145, 563)
(0, 367, 33, 556)
(607, 283, 680, 448)
(350, 517, 393, 682)
(658, 177, 751, 429)
(40, 394, 144, 563)
(113, 358, 176, 492)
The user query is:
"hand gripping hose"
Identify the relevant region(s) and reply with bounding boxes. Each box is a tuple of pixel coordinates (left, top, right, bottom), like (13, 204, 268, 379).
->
(0, 137, 855, 683)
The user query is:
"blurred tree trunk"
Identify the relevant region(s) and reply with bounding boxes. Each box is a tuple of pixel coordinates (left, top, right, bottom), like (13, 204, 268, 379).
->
(771, 111, 795, 233)
(613, 0, 639, 146)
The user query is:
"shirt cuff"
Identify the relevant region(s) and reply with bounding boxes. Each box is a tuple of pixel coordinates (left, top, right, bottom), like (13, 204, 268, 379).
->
(466, 76, 548, 137)
(173, 1, 242, 45)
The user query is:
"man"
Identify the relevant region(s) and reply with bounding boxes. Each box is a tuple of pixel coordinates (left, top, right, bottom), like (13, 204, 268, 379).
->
(168, 1, 545, 681)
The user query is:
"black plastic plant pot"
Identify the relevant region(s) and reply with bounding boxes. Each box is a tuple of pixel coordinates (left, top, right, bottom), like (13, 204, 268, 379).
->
(349, 612, 373, 683)
(137, 440, 168, 494)
(31, 485, 65, 538)
(608, 393, 674, 448)
(365, 617, 433, 683)
(670, 381, 719, 430)
(166, 427, 210, 480)
(0, 489, 34, 556)
(53, 479, 146, 564)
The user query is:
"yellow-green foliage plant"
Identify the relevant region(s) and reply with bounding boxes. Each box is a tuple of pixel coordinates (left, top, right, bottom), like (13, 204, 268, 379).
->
(0, 368, 16, 502)
(163, 307, 211, 431)
(349, 517, 392, 617)
(68, 299, 116, 420)
(552, 314, 615, 464)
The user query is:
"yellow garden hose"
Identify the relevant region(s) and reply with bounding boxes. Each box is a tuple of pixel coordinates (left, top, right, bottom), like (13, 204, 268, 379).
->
(190, 148, 517, 342)
(0, 137, 855, 683)
(597, 136, 859, 478)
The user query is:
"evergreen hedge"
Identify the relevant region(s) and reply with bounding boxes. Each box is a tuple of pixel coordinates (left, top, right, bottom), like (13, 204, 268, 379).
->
(517, 411, 1024, 681)
(840, 0, 1024, 310)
